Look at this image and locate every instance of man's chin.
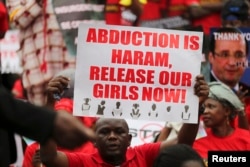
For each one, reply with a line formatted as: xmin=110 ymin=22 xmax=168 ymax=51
xmin=221 ymin=79 xmax=238 ymax=87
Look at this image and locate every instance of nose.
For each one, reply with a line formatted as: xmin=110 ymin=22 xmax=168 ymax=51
xmin=202 ymin=107 xmax=209 ymax=115
xmin=108 ymin=131 xmax=117 ymax=139
xmin=227 ymin=56 xmax=237 ymax=66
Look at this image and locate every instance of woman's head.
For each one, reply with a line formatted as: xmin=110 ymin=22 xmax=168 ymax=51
xmin=153 ymin=144 xmax=205 ymax=167
xmin=202 ymin=82 xmax=244 ymax=127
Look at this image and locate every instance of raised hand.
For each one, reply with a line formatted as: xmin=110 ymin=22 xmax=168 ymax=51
xmin=194 ymin=75 xmax=209 ymax=105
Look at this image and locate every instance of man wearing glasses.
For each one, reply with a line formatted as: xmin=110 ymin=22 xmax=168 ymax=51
xmin=208 ymin=27 xmax=250 ymax=129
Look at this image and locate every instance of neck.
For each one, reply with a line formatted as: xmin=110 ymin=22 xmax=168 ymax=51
xmin=104 ymin=155 xmax=125 ymax=166
xmin=212 ymin=124 xmax=234 ymax=137
xmin=106 ymin=160 xmax=123 ymax=166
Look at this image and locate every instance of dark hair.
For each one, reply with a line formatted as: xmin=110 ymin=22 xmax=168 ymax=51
xmin=153 ymin=144 xmax=205 ymax=167
xmin=209 ymin=27 xmax=249 ymax=55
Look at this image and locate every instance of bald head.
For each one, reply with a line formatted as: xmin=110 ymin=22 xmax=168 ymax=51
xmin=95 ymin=118 xmax=129 ymax=132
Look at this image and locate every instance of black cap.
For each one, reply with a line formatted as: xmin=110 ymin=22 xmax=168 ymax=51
xmin=221 ymin=0 xmax=249 ymax=21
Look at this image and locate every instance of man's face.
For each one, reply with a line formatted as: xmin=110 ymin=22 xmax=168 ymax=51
xmin=95 ymin=118 xmax=131 ymax=164
xmin=209 ymin=34 xmax=247 ymax=88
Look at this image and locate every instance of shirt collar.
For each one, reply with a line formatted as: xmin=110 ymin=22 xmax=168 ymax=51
xmin=91 ymin=147 xmax=136 ymax=166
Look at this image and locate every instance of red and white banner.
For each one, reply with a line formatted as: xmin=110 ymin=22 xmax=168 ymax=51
xmin=73 ymin=24 xmax=203 ymax=123
xmin=0 ymin=30 xmax=22 ymax=74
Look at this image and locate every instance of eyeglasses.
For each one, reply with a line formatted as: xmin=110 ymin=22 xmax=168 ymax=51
xmin=214 ymin=51 xmax=246 ymax=60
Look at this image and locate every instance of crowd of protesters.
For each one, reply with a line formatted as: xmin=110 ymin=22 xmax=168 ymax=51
xmin=1 ymin=0 xmax=250 ymax=166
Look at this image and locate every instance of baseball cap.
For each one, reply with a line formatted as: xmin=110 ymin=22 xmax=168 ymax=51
xmin=208 ymin=82 xmax=244 ymax=111
xmin=221 ymin=0 xmax=249 ymax=21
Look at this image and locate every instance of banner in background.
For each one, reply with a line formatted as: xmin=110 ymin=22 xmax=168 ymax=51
xmin=127 ymin=119 xmax=164 ymax=146
xmin=0 ymin=30 xmax=22 ymax=74
xmin=52 ymin=0 xmax=105 ymax=56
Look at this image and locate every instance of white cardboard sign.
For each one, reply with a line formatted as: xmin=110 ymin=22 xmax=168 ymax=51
xmin=74 ymin=24 xmax=203 ymax=123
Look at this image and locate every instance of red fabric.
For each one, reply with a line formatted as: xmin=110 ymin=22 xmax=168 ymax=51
xmin=22 ymin=143 xmax=41 ymax=167
xmin=0 ymin=2 xmax=8 ymax=33
xmin=58 ymin=142 xmax=97 ymax=155
xmin=54 ymin=98 xmax=73 ymax=114
xmin=192 ymin=13 xmax=221 ymax=35
xmin=80 ymin=117 xmax=98 ymax=128
xmin=54 ymin=98 xmax=97 ymax=128
xmin=105 ymin=0 xmax=122 ymax=25
xmin=193 ymin=128 xmax=250 ymax=159
xmin=66 ymin=142 xmax=161 ymax=167
xmin=140 ymin=0 xmax=166 ymax=21
xmin=12 ymin=79 xmax=25 ymax=99
xmin=192 ymin=0 xmax=221 ymax=35
xmin=22 ymin=142 xmax=96 ymax=167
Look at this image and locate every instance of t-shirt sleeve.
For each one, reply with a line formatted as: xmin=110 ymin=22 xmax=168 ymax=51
xmin=22 ymin=143 xmax=39 ymax=167
xmin=134 ymin=142 xmax=161 ymax=167
xmin=65 ymin=152 xmax=87 ymax=167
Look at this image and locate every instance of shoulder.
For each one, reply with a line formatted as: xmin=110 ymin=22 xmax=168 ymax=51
xmin=128 ymin=143 xmax=161 ymax=154
xmin=234 ymin=128 xmax=250 ymax=135
xmin=66 ymin=151 xmax=100 ymax=166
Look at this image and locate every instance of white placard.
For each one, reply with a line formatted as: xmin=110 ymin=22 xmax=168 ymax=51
xmin=0 ymin=30 xmax=22 ymax=74
xmin=74 ymin=24 xmax=203 ymax=123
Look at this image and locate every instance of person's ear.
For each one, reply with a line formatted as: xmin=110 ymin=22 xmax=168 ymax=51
xmin=224 ymin=107 xmax=231 ymax=118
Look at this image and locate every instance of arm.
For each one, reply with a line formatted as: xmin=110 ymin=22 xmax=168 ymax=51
xmin=178 ymin=75 xmax=208 ymax=145
xmin=156 ymin=126 xmax=172 ymax=142
xmin=235 ymin=87 xmax=249 ymax=130
xmin=0 ymin=84 xmax=57 ymax=144
xmin=40 ymin=139 xmax=68 ymax=167
xmin=0 ymin=84 xmax=95 ymax=149
xmin=188 ymin=1 xmax=226 ymax=19
xmin=32 ymin=149 xmax=44 ymax=167
xmin=237 ymin=111 xmax=249 ymax=130
xmin=160 ymin=75 xmax=209 ymax=151
xmin=129 ymin=0 xmax=143 ymax=18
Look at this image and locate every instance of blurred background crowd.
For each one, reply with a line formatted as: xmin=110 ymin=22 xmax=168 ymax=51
xmin=1 ymin=0 xmax=250 ymax=166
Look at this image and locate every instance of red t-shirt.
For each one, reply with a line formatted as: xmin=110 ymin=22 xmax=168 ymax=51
xmin=22 ymin=142 xmax=97 ymax=167
xmin=22 ymin=143 xmax=41 ymax=167
xmin=0 ymin=2 xmax=8 ymax=34
xmin=140 ymin=0 xmax=167 ymax=21
xmin=105 ymin=0 xmax=122 ymax=25
xmin=193 ymin=128 xmax=250 ymax=159
xmin=66 ymin=142 xmax=161 ymax=167
xmin=54 ymin=98 xmax=97 ymax=128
